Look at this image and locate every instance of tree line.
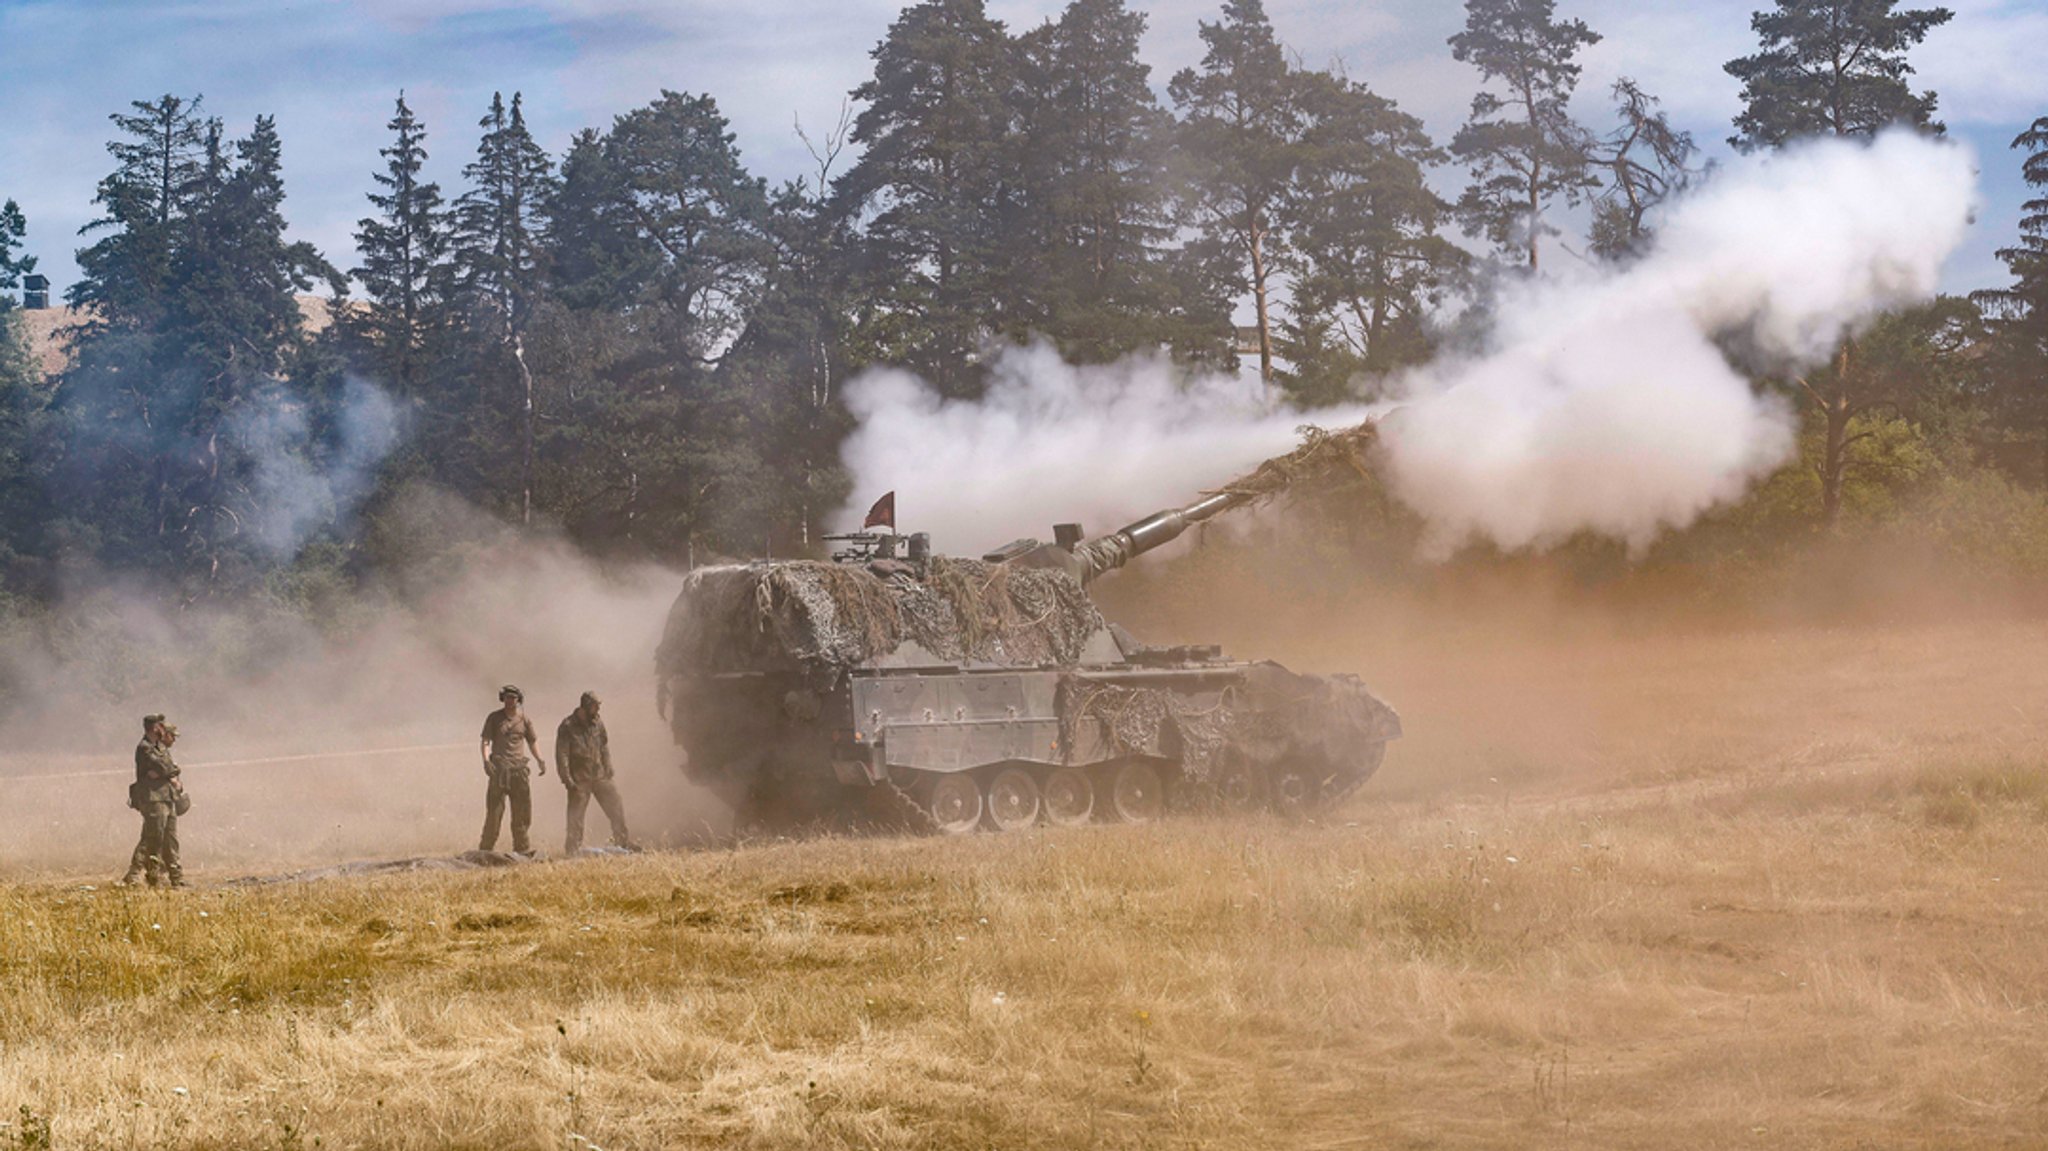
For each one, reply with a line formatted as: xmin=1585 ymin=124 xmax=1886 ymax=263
xmin=0 ymin=0 xmax=2044 ymax=610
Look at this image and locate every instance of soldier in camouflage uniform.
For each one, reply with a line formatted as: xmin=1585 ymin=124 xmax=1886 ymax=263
xmin=556 ymin=691 xmax=636 ymax=853
xmin=479 ymin=685 xmax=545 ymax=855
xmin=120 ymin=714 xmax=186 ymax=888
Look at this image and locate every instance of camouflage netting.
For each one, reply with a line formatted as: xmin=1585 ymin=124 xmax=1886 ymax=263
xmin=1062 ymin=668 xmax=1399 ymax=782
xmin=1064 ymin=682 xmax=1249 ymax=778
xmin=1219 ymin=421 xmax=1381 ymax=505
xmin=658 ymin=556 xmax=1107 ymax=677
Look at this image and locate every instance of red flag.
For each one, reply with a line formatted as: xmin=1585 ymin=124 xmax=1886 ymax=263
xmin=862 ymin=491 xmax=896 ymax=531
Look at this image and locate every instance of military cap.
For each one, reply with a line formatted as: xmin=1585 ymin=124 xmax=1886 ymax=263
xmin=161 ymin=723 xmax=179 ymax=737
xmin=499 ymin=684 xmax=524 ymax=701
xmin=580 ymin=691 xmax=601 ymax=707
xmin=144 ymin=713 xmax=166 ymax=731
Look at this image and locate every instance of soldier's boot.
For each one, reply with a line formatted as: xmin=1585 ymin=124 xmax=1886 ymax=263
xmin=117 ymin=868 xmax=145 ymax=887
xmin=166 ymin=871 xmax=187 ymax=890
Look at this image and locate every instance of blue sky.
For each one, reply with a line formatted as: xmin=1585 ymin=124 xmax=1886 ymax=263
xmin=1 ymin=0 xmax=2041 ymax=299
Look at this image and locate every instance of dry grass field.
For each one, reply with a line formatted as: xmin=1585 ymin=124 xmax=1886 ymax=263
xmin=5 ymin=582 xmax=2048 ymax=1149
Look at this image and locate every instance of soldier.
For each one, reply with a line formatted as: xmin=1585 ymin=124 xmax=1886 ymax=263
xmin=556 ymin=691 xmax=637 ymax=853
xmin=120 ymin=714 xmax=186 ymax=888
xmin=479 ymin=684 xmax=545 ymax=855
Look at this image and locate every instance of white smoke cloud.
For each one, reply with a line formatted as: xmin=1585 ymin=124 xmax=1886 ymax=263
xmin=229 ymin=376 xmax=404 ymax=559
xmin=836 ymin=343 xmax=1348 ymax=553
xmin=1381 ymin=131 xmax=1976 ymax=553
xmin=836 ymin=131 xmax=1976 ymax=558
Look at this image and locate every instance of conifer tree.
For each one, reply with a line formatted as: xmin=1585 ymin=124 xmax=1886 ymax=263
xmin=1447 ymin=0 xmax=1600 ymax=272
xmin=1279 ymin=72 xmax=1463 ymax=404
xmin=1588 ymin=79 xmax=1698 ymax=263
xmin=0 ymin=199 xmax=33 ymax=311
xmin=0 ymin=200 xmax=43 ymax=587
xmin=1725 ymin=0 xmax=1953 ymax=150
xmin=1973 ymin=116 xmax=2048 ymax=483
xmin=839 ymin=0 xmax=1018 ymax=398
xmin=1169 ymin=0 xmax=1302 ymax=391
xmin=1011 ymin=0 xmax=1211 ymax=362
xmin=452 ymin=91 xmax=554 ymax=524
xmin=1726 ymin=0 xmax=1953 ymax=524
xmin=69 ymin=94 xmax=211 ymax=330
xmin=350 ymin=93 xmax=451 ymax=398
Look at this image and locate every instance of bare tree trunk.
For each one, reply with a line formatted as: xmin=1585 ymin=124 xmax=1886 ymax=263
xmin=513 ymin=329 xmax=535 ymax=526
xmin=1250 ymin=221 xmax=1273 ymax=400
xmin=1815 ymin=341 xmax=1856 ymax=529
xmin=1820 ymin=393 xmax=1850 ymax=529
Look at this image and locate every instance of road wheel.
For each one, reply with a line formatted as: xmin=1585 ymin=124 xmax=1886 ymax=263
xmin=1109 ymin=761 xmax=1166 ymax=824
xmin=1267 ymin=763 xmax=1320 ymax=820
xmin=1042 ymin=767 xmax=1094 ymax=827
xmin=1212 ymin=756 xmax=1264 ymax=812
xmin=984 ymin=767 xmax=1042 ymax=832
xmin=925 ymin=774 xmax=983 ymax=835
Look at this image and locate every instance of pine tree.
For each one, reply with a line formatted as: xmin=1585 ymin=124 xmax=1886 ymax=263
xmin=452 ymin=92 xmax=555 ymax=524
xmin=0 ymin=201 xmax=43 ymax=588
xmin=532 ymin=92 xmax=779 ymax=557
xmin=1972 ymin=116 xmax=2048 ymax=484
xmin=1726 ymin=0 xmax=1953 ymax=524
xmin=168 ymin=115 xmax=339 ymax=391
xmin=1010 ymin=0 xmax=1212 ymax=362
xmin=0 ymin=199 xmax=33 ymax=311
xmin=1279 ymin=71 xmax=1464 ymax=404
xmin=1725 ymin=0 xmax=1954 ymax=150
xmin=350 ymin=93 xmax=451 ymax=398
xmin=603 ymin=90 xmax=773 ymax=353
xmin=838 ymin=0 xmax=1018 ymax=398
xmin=1588 ymin=79 xmax=1699 ymax=263
xmin=1169 ymin=0 xmax=1302 ymax=392
xmin=69 ymin=94 xmax=211 ymax=330
xmin=1447 ymin=0 xmax=1600 ymax=272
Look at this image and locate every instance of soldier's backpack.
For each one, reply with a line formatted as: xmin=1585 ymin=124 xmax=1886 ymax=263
xmin=127 ymin=780 xmax=146 ymax=811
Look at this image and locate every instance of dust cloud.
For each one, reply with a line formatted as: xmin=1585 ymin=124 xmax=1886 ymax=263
xmin=0 ymin=488 xmax=718 ymax=878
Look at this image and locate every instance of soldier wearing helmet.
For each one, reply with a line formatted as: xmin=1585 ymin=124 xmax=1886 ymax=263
xmin=478 ymin=685 xmax=545 ymax=855
xmin=556 ymin=690 xmax=637 ymax=853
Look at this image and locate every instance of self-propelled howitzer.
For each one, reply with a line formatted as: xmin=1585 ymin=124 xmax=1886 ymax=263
xmin=656 ymin=481 xmax=1400 ymax=834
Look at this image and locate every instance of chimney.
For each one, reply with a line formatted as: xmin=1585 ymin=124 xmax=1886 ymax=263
xmin=21 ymin=274 xmax=48 ymax=310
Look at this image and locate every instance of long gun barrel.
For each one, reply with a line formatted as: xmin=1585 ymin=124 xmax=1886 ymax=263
xmin=987 ymin=419 xmax=1381 ymax=585
xmin=1067 ymin=489 xmax=1252 ymax=583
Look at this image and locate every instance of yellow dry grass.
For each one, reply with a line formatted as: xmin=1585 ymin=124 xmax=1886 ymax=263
xmin=6 ymin=608 xmax=2048 ymax=1148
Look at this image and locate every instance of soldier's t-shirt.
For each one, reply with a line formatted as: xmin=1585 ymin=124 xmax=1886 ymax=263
xmin=481 ymin=709 xmax=539 ymax=771
xmin=132 ymin=737 xmax=180 ymax=807
xmin=555 ymin=712 xmax=612 ymax=784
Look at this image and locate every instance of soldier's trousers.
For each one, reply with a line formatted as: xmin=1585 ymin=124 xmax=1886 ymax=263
xmin=564 ymin=778 xmax=630 ymax=853
xmin=127 ymin=806 xmax=181 ymax=882
xmin=480 ymin=769 xmax=533 ymax=853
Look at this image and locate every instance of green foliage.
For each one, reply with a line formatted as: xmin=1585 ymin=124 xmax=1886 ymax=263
xmin=1589 ymin=79 xmax=1699 ymax=262
xmin=1010 ymin=0 xmax=1230 ymax=365
xmin=1446 ymin=0 xmax=1601 ymax=270
xmin=1278 ymin=71 xmax=1464 ymax=403
xmin=0 ymin=199 xmax=33 ymax=311
xmin=1972 ymin=116 xmax=2048 ymax=486
xmin=1724 ymin=0 xmax=1954 ymax=149
xmin=345 ymin=93 xmax=453 ymax=400
xmin=1168 ymin=0 xmax=1300 ymax=383
xmin=55 ymin=100 xmax=346 ymax=596
xmin=840 ymin=0 xmax=1020 ymax=398
xmin=7 ymin=7 xmax=2048 ymax=620
xmin=0 ymin=310 xmax=49 ymax=590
